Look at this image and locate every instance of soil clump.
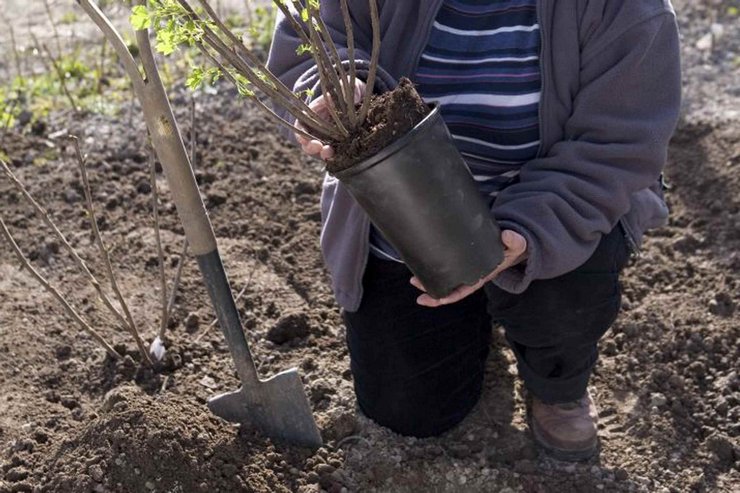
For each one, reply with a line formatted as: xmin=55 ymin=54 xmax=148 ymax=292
xmin=328 ymin=78 xmax=430 ymax=173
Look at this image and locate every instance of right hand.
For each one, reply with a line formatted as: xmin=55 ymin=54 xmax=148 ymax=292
xmin=295 ymin=79 xmax=366 ymax=160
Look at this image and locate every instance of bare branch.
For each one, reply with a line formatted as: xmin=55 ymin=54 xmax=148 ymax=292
xmin=181 ymin=0 xmax=343 ymax=139
xmin=149 ymin=146 xmax=169 ymax=340
xmin=0 ymin=158 xmax=131 ymax=335
xmin=76 ymin=0 xmax=145 ymax=93
xmin=71 ymin=138 xmax=153 ymax=366
xmin=358 ymin=0 xmax=380 ymax=122
xmin=42 ymin=43 xmax=80 ymax=114
xmin=42 ymin=0 xmax=63 ymax=56
xmin=196 ymin=42 xmax=325 ymax=142
xmin=340 ymin=0 xmax=358 ymax=125
xmin=0 ymin=217 xmax=122 ymax=360
xmin=164 ymin=239 xmax=188 ymax=337
xmin=308 ymin=1 xmax=357 ymax=125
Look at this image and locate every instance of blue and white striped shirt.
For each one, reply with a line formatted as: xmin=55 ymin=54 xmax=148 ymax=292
xmin=370 ymin=0 xmax=541 ymax=262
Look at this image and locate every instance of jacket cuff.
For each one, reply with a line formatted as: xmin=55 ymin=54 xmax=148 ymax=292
xmin=491 ymin=220 xmax=541 ymax=294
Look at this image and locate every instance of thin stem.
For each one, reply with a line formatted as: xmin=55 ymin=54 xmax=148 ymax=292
xmin=163 ymin=239 xmax=189 ymax=338
xmin=0 ymin=217 xmax=122 ymax=360
xmin=1 ymin=158 xmax=130 ymax=336
xmin=358 ymin=0 xmax=380 ymax=123
xmin=149 ymin=146 xmax=169 ymax=340
xmin=308 ymin=1 xmax=356 ymax=126
xmin=303 ymin=8 xmax=350 ymax=134
xmin=339 ymin=0 xmax=358 ymax=125
xmin=42 ymin=43 xmax=79 ymax=114
xmin=42 ymin=0 xmax=64 ymax=56
xmin=194 ymin=24 xmax=334 ymax=137
xmin=184 ymin=0 xmax=342 ymax=139
xmin=97 ymin=39 xmax=108 ymax=94
xmin=3 ymin=16 xmax=24 ymax=85
xmin=72 ymin=139 xmax=153 ymax=366
xmin=76 ymin=0 xmax=145 ymax=93
xmin=297 ymin=0 xmax=349 ymax=117
xmin=197 ymin=42 xmax=326 ymax=142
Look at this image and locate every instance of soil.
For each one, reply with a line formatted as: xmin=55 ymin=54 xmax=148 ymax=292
xmin=0 ymin=1 xmax=739 ymax=493
xmin=327 ymin=78 xmax=430 ymax=174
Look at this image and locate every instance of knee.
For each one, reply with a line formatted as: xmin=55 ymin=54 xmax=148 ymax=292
xmin=353 ymin=373 xmax=483 ymax=438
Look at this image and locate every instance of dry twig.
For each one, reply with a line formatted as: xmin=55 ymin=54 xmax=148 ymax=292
xmin=149 ymin=146 xmax=169 ymax=340
xmin=1 ymin=158 xmax=130 ymax=333
xmin=0 ymin=217 xmax=122 ymax=360
xmin=71 ymin=137 xmax=153 ymax=365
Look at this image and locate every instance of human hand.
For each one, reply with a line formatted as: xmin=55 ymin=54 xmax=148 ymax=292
xmin=294 ymin=79 xmax=366 ymax=160
xmin=410 ymin=229 xmax=528 ymax=307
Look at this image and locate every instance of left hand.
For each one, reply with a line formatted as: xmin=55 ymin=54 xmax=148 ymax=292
xmin=411 ymin=229 xmax=528 ymax=307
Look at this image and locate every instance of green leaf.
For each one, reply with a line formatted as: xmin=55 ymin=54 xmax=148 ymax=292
xmin=296 ymin=44 xmax=311 ymax=56
xmin=186 ymin=67 xmax=205 ymax=90
xmin=130 ymin=5 xmax=151 ymax=30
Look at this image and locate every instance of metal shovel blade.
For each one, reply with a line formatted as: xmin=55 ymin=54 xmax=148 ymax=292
xmin=207 ymin=367 xmax=323 ymax=448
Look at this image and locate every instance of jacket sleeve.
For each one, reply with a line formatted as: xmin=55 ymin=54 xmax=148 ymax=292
xmin=265 ymin=1 xmax=397 ymax=137
xmin=492 ymin=12 xmax=681 ymax=294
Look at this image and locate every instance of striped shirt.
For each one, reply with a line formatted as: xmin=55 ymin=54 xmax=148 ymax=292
xmin=370 ymin=0 xmax=541 ymax=262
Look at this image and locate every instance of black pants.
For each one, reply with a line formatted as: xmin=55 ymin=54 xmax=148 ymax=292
xmin=343 ymin=226 xmax=631 ymax=438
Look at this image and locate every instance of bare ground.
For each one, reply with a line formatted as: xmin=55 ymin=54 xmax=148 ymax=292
xmin=0 ymin=1 xmax=738 ymax=492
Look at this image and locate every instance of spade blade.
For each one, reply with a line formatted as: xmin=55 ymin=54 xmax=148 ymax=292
xmin=208 ymin=368 xmax=322 ymax=449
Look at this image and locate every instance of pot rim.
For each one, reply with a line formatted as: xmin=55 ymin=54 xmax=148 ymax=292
xmin=332 ymin=103 xmax=440 ymax=180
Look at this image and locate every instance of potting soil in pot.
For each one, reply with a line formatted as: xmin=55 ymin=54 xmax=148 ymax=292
xmin=327 ymin=78 xmax=430 ymax=173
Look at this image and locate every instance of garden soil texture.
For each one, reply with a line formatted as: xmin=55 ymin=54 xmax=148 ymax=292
xmin=1 ymin=1 xmax=739 ymax=492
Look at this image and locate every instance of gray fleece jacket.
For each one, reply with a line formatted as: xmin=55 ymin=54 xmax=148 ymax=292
xmin=266 ymin=0 xmax=682 ymax=312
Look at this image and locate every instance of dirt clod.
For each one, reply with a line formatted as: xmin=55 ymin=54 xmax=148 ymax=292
xmin=267 ymin=311 xmax=311 ymax=344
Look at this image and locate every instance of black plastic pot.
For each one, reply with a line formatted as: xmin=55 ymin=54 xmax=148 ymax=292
xmin=333 ymin=105 xmax=504 ymax=299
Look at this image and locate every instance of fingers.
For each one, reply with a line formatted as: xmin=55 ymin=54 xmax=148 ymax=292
xmin=416 ymin=282 xmax=482 ymax=308
xmin=409 ymin=276 xmax=426 ymax=292
xmin=320 ymin=145 xmax=335 ymax=160
xmin=301 ymin=139 xmax=324 ymax=156
xmin=410 ymin=276 xmax=485 ymax=308
xmin=501 ymin=229 xmax=527 ymax=255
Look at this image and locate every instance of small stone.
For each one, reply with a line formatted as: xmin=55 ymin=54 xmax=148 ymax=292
xmin=706 ymin=434 xmax=735 ymax=463
xmin=145 ymin=480 xmax=155 ymax=490
xmin=184 ymin=312 xmax=200 ymax=332
xmin=306 ymin=471 xmax=320 ymax=484
xmin=64 ymin=188 xmax=81 ymax=203
xmin=199 ymin=376 xmax=217 ymax=389
xmin=696 ymin=32 xmax=713 ymax=51
xmin=55 ymin=345 xmax=72 ymax=360
xmin=5 ymin=468 xmax=29 ymax=482
xmin=32 ymin=429 xmax=48 ymax=444
xmin=136 ymin=180 xmax=152 ymax=194
xmin=206 ymin=190 xmax=227 ymax=207
xmin=316 ymin=463 xmax=335 ymax=475
xmin=89 ymin=464 xmax=105 ymax=482
xmin=650 ymin=392 xmax=668 ymax=408
xmin=614 ymin=468 xmax=629 ymax=481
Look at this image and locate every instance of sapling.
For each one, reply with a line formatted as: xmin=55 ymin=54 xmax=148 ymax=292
xmin=127 ymin=0 xmax=380 ymax=146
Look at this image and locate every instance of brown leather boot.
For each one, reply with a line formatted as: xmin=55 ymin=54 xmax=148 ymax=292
xmin=530 ymin=390 xmax=599 ymax=461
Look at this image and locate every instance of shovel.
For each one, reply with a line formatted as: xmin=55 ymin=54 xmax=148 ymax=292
xmin=143 ymin=89 xmax=322 ymax=451
xmin=76 ymin=0 xmax=321 ymax=449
